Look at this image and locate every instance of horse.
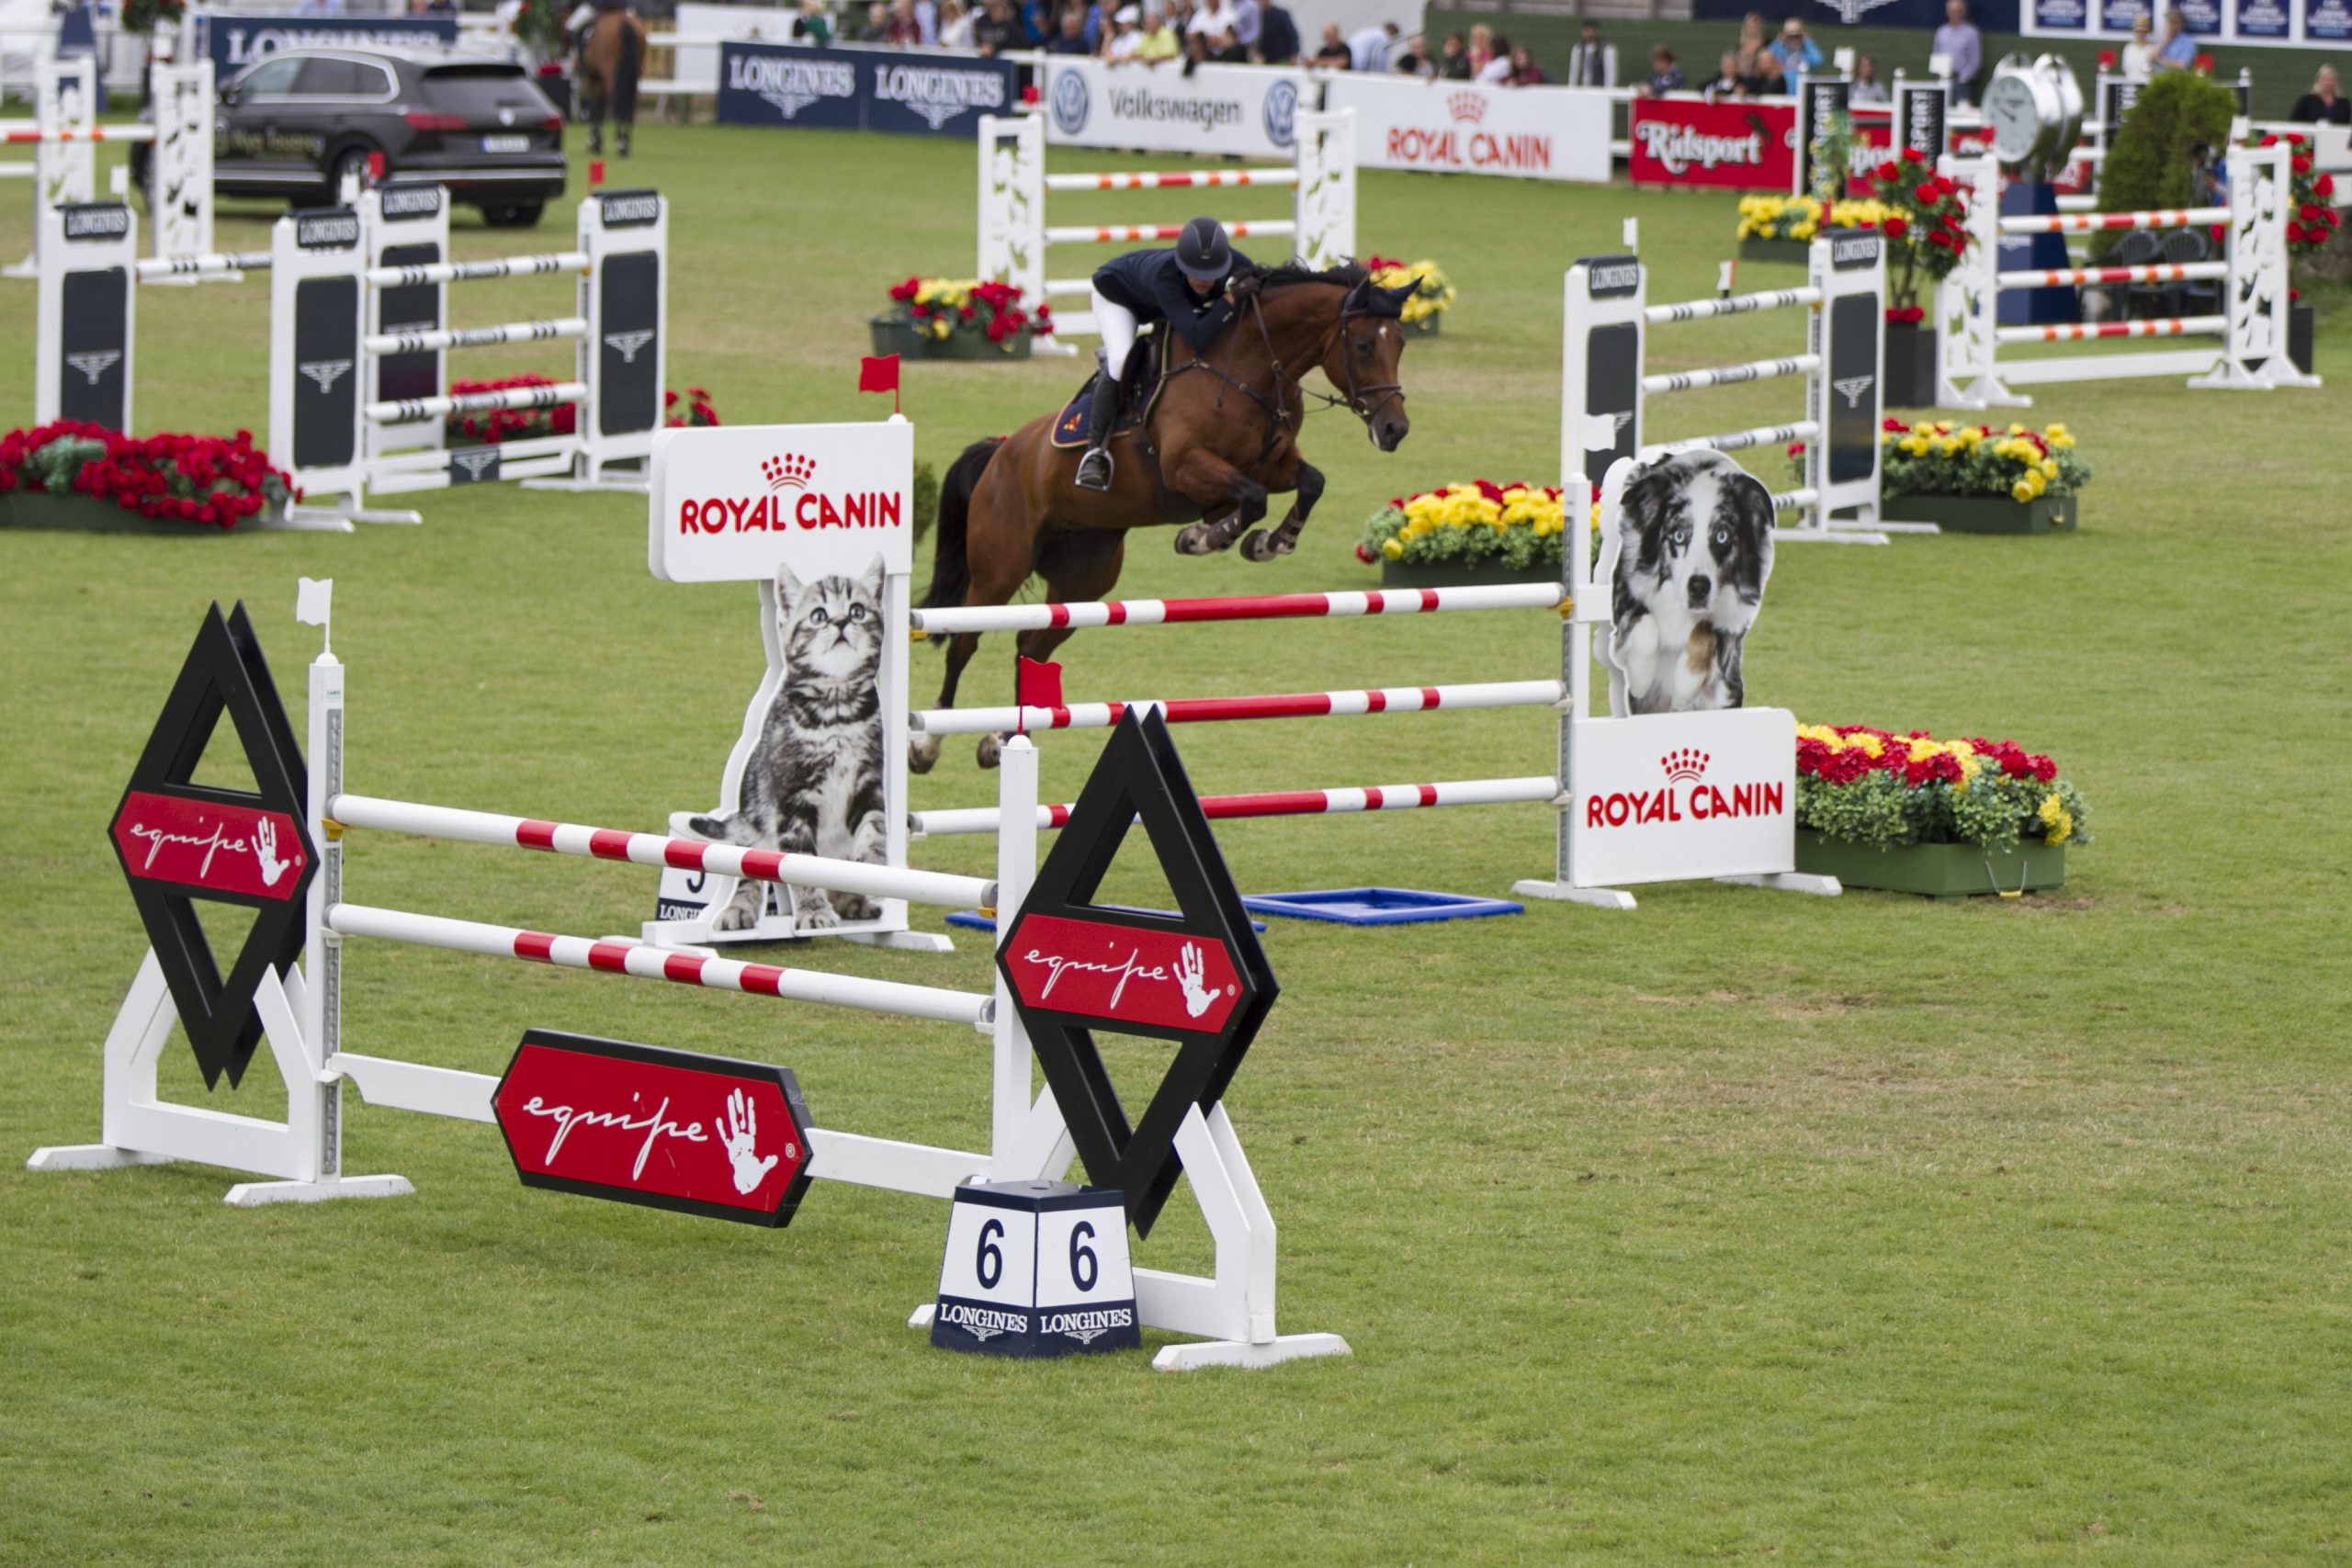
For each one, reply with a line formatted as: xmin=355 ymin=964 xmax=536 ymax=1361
xmin=577 ymin=4 xmax=646 ymax=158
xmin=911 ymin=262 xmax=1416 ymax=773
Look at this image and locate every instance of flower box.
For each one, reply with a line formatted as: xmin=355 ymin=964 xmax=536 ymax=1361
xmin=1738 ymin=238 xmax=1813 ymax=265
xmin=1883 ymin=321 xmax=1939 ymax=408
xmin=1379 ymin=556 xmax=1562 ymax=589
xmin=868 ymin=315 xmax=1028 ymax=361
xmin=1406 ymin=313 xmax=1441 ymax=337
xmin=1795 ymin=829 xmax=2067 ymax=899
xmin=1883 ymin=491 xmax=2077 ymax=535
xmin=1366 ymin=256 xmax=1453 ymax=335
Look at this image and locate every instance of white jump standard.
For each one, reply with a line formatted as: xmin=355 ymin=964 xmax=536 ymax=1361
xmin=1935 ymin=141 xmax=2320 ymax=404
xmin=1559 ymin=228 xmax=1912 ymax=545
xmin=31 ymin=599 xmax=1346 ymax=1372
xmin=978 ymin=107 xmax=1356 ymax=354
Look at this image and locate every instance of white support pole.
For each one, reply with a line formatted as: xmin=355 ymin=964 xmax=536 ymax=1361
xmin=6 ymin=53 xmax=96 ymax=280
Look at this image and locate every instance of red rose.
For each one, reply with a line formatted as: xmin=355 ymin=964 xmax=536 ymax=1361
xmin=2318 ymin=175 xmax=2337 ymax=199
xmin=1916 ymin=182 xmax=1938 ymax=203
xmin=1902 ymin=147 xmax=1925 ymax=164
xmin=1354 ymin=543 xmax=1375 ymax=564
xmin=2030 ymin=755 xmax=2057 ymax=784
xmin=1884 ymin=215 xmax=1909 ymax=239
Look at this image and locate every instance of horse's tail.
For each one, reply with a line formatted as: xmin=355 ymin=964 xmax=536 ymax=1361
xmin=921 ymin=437 xmax=1003 ymax=644
xmin=616 ymin=13 xmax=643 ymax=85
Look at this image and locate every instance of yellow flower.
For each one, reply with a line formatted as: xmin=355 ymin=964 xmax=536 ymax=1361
xmin=2012 ymin=479 xmax=2036 ymax=502
xmin=2041 ymin=459 xmax=2058 ymax=479
xmin=1380 ymin=537 xmax=1403 ymax=559
xmin=2007 ymin=423 xmax=2027 ymax=435
xmin=2043 ymin=423 xmax=2068 ymax=437
xmin=2048 ymin=434 xmax=2075 ymax=450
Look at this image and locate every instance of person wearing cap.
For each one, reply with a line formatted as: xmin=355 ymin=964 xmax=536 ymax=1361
xmin=1075 ymin=218 xmax=1256 ymax=491
xmin=1768 ymin=18 xmax=1820 ymax=93
xmin=1103 ymin=4 xmax=1141 ymax=60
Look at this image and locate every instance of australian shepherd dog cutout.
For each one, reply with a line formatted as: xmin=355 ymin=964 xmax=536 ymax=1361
xmin=1600 ymin=451 xmax=1777 ymax=716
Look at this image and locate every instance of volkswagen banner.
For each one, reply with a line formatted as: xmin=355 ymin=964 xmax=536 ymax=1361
xmin=1322 ymin=75 xmax=1611 ymax=183
xmin=1041 ymin=58 xmax=1309 ymax=159
xmin=716 ymin=41 xmax=1014 ymax=138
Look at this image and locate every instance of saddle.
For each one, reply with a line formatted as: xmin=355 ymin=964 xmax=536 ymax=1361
xmin=1047 ymin=330 xmax=1173 ymax=451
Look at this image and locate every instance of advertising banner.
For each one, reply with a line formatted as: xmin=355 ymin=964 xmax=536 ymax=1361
xmin=1321 ymin=74 xmax=1611 ymax=183
xmin=2097 ymin=0 xmax=2155 ymax=29
xmin=2031 ymin=0 xmax=2091 ymax=27
xmin=2174 ymin=0 xmax=2225 ymax=32
xmin=715 ymin=41 xmax=1014 ymax=138
xmin=649 ymin=421 xmax=914 ymax=583
xmin=1627 ymin=97 xmax=1796 ymax=191
xmin=204 ymin=14 xmax=457 ymax=74
xmin=1566 ymin=707 xmax=1799 ymax=887
xmin=1041 ymin=57 xmax=1310 ymax=159
xmin=2314 ymin=0 xmax=2352 ymax=37
xmin=2234 ymin=0 xmax=2292 ymax=41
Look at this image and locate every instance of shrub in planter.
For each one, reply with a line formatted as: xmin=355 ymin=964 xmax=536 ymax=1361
xmin=2094 ymin=73 xmax=2238 ymax=261
xmin=1794 ymin=419 xmax=2089 ymax=533
xmin=1794 ymin=724 xmax=2089 ymax=895
xmin=0 ymin=423 xmax=297 ymax=530
xmin=443 ymin=378 xmax=721 ymax=446
xmin=874 ymin=277 xmax=1052 ymax=357
xmin=1355 ymin=480 xmax=1598 ymax=584
xmin=1363 ymin=256 xmax=1454 ymax=333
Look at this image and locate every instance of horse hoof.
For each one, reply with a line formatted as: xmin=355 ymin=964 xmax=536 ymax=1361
xmin=977 ymin=733 xmax=1004 ymax=770
xmin=908 ymin=735 xmax=941 ymax=775
xmin=1240 ymin=529 xmax=1293 ymax=563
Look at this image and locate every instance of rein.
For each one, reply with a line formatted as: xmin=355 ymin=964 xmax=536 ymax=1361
xmin=1161 ymin=282 xmax=1402 ymax=458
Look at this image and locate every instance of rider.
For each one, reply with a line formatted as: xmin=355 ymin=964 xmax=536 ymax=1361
xmin=1075 ymin=216 xmax=1255 ymax=492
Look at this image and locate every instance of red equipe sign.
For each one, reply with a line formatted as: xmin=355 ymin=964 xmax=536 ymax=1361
xmin=492 ymin=1031 xmax=818 ymax=1226
xmin=1628 ymin=98 xmax=1794 ymax=191
xmin=1004 ymin=913 xmax=1242 ymax=1035
xmin=109 ymin=790 xmax=308 ymax=902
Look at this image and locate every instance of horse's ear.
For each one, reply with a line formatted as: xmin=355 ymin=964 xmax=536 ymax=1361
xmin=1381 ymin=282 xmax=1418 ymax=316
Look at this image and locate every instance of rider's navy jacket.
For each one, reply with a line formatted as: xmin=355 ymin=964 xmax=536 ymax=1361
xmin=1091 ymin=247 xmax=1258 ymax=354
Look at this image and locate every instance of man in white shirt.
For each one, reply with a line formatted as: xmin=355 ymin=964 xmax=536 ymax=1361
xmin=1188 ymin=2 xmax=1236 ymax=41
xmin=1349 ymin=21 xmax=1396 ymax=73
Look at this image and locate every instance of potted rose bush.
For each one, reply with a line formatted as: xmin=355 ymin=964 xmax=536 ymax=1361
xmin=1804 ymin=419 xmax=2090 ymax=535
xmin=1867 ymin=149 xmax=1975 ymax=408
xmin=0 ymin=423 xmax=298 ymax=533
xmin=871 ymin=278 xmax=1051 ymax=361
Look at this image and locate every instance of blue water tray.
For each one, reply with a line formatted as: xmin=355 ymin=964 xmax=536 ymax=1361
xmin=1238 ymin=887 xmax=1525 ymax=927
xmin=947 ymin=907 xmax=1266 ymax=934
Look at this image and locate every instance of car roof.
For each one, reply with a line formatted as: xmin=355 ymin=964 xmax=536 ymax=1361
xmin=241 ymin=43 xmax=525 ymax=69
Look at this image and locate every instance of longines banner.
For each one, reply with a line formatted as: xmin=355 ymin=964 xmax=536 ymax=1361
xmin=716 ymin=41 xmax=1016 ymax=138
xmin=1322 ymin=75 xmax=1611 ymax=183
xmin=2030 ymin=0 xmax=2338 ymax=42
xmin=1041 ymin=58 xmax=1309 ymax=159
xmin=203 ymin=14 xmax=457 ymax=72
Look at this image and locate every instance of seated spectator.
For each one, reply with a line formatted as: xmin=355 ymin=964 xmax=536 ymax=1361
xmin=1439 ymin=30 xmax=1471 ymax=80
xmin=1046 ymin=3 xmax=1090 ymax=51
xmin=795 ymin=0 xmax=834 ymax=44
xmin=1769 ymin=18 xmax=1821 ymax=93
xmin=1703 ymin=50 xmax=1748 ymax=101
xmin=1133 ymin=3 xmax=1181 ymax=62
xmin=1230 ymin=0 xmax=1261 ymax=54
xmin=1350 ymin=20 xmax=1397 ymax=73
xmin=1468 ymin=22 xmax=1497 ymax=78
xmin=1734 ymin=27 xmax=1776 ymax=96
xmin=1637 ymin=46 xmax=1686 ymax=97
xmin=1311 ymin=22 xmax=1351 ymax=68
xmin=2291 ymin=63 xmax=2348 ymax=123
xmin=1477 ymin=32 xmax=1514 ymax=84
xmin=883 ymin=0 xmax=922 ymax=43
xmin=1566 ymin=21 xmax=1615 ymax=88
xmin=1509 ymin=45 xmax=1547 ymax=85
xmin=972 ymin=0 xmax=1023 ymax=53
xmin=1020 ymin=0 xmax=1050 ymax=42
xmin=1255 ymin=2 xmax=1299 ymax=64
xmin=2120 ymin=15 xmax=2157 ymax=81
xmin=2154 ymin=6 xmax=2196 ymax=71
xmin=1102 ymin=4 xmax=1139 ymax=59
xmin=1850 ymin=53 xmax=1887 ymax=104
xmin=1390 ymin=31 xmax=1434 ymax=77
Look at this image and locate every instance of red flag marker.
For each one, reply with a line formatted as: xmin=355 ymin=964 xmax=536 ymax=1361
xmin=1015 ymin=657 xmax=1064 ymax=734
xmin=858 ymin=354 xmax=901 ymax=414
xmin=590 ymin=159 xmax=605 ymax=189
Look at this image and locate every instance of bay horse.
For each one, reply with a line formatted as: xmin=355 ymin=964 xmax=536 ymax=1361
xmin=912 ymin=263 xmax=1416 ymax=772
xmin=577 ymin=4 xmax=646 ymax=158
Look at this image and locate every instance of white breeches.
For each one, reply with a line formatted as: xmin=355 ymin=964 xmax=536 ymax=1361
xmin=1091 ymin=288 xmax=1139 ymax=379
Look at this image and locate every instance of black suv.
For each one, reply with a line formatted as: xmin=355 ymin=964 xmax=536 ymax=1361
xmin=212 ymin=46 xmax=567 ymax=226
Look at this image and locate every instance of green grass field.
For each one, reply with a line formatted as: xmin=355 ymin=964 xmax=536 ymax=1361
xmin=3 ymin=124 xmax=2348 ymax=1564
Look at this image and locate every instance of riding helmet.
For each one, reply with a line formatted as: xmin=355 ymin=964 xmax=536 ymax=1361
xmin=1173 ymin=217 xmax=1233 ymax=282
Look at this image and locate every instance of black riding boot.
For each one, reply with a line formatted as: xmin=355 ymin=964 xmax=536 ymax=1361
xmin=1074 ymin=367 xmax=1121 ymax=492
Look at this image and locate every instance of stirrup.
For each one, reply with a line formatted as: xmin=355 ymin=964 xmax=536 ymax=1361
xmin=1075 ymin=447 xmax=1114 ymax=492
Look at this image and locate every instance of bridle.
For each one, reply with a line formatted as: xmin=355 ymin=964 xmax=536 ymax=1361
xmin=1162 ymin=280 xmax=1407 ymax=458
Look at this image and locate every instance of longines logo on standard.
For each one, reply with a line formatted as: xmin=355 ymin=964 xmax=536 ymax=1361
xmin=1586 ymin=749 xmax=1784 ymax=829
xmin=1586 ymin=258 xmax=1642 ymax=297
xmin=674 ymin=454 xmax=904 ymax=535
xmin=1831 ymin=233 xmax=1883 ymax=269
xmin=599 ymin=191 xmax=661 ymax=227
xmin=379 ymin=185 xmax=442 ymax=219
xmin=63 ymin=204 xmax=130 ymax=240
xmin=296 ymin=212 xmax=359 ymax=249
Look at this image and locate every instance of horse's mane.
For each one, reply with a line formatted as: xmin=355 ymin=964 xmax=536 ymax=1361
xmin=1249 ymin=261 xmax=1374 ymax=292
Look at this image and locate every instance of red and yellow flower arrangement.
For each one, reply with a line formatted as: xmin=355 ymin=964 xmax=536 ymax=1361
xmin=444 ymin=378 xmax=721 ymax=446
xmin=1355 ymin=479 xmax=1598 ymax=571
xmin=883 ymin=277 xmax=1053 ymax=348
xmin=0 ymin=423 xmax=296 ymax=528
xmin=1796 ymin=723 xmax=2090 ymax=852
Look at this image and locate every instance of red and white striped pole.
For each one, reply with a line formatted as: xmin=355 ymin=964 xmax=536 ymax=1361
xmin=910 ymin=581 xmax=1565 ymax=637
xmin=910 ymin=775 xmax=1562 ymax=838
xmin=911 ymin=679 xmax=1566 ymax=737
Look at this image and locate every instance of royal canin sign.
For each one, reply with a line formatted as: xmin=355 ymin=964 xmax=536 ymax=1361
xmin=649 ymin=421 xmax=915 ymax=583
xmin=1325 ymin=76 xmax=1611 ymax=184
xmin=1566 ymin=708 xmax=1799 ymax=887
xmin=1584 ymin=747 xmax=1787 ymax=830
xmin=1627 ymin=99 xmax=1797 ymax=191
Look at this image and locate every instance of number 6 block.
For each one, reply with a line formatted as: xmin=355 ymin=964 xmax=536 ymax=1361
xmin=931 ymin=1179 xmax=1140 ymax=1358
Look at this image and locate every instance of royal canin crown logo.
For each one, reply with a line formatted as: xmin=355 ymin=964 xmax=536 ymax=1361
xmin=1447 ymin=92 xmax=1487 ymax=125
xmin=1660 ymin=748 xmax=1709 ymax=784
xmin=762 ymin=454 xmax=816 ymax=492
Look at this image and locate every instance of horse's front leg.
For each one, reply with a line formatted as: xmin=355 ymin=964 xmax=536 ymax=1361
xmin=1167 ymin=449 xmax=1269 ymax=556
xmin=1242 ymin=457 xmax=1320 ymax=563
